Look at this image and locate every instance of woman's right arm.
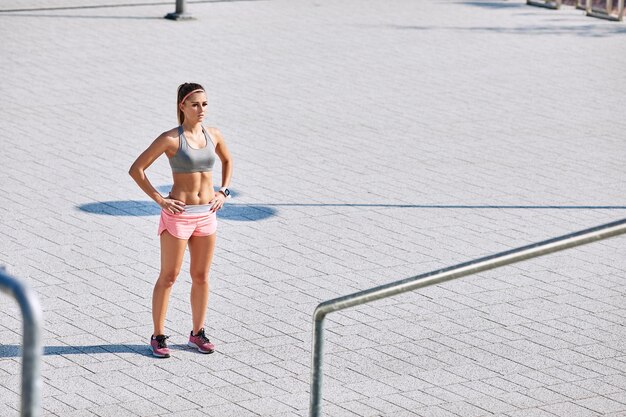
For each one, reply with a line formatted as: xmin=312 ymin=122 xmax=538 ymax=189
xmin=128 ymin=134 xmax=185 ymax=214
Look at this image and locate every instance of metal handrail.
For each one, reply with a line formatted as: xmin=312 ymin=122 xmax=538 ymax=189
xmin=0 ymin=268 xmax=43 ymax=417
xmin=309 ymin=218 xmax=626 ymax=417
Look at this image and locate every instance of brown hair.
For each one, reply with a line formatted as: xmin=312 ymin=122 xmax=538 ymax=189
xmin=177 ymin=82 xmax=205 ymax=125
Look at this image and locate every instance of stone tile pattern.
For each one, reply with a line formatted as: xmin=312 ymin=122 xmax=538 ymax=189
xmin=1 ymin=0 xmax=625 ymax=416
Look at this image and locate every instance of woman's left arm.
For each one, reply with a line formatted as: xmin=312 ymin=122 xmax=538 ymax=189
xmin=210 ymin=127 xmax=233 ymax=211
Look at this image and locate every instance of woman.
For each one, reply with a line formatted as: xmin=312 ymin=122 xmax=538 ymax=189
xmin=129 ymin=82 xmax=233 ymax=358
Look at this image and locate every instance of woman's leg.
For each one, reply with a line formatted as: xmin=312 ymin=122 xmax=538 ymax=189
xmin=153 ymin=230 xmax=187 ymax=336
xmin=187 ymin=232 xmax=217 ymax=333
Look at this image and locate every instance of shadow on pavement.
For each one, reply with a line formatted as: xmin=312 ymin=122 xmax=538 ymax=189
xmin=77 ymin=200 xmax=277 ymax=221
xmin=1 ymin=343 xmax=214 ymax=357
xmin=264 ymin=203 xmax=626 ymax=209
xmin=0 ymin=344 xmax=152 ymax=357
xmin=384 ymin=23 xmax=626 ymax=38
xmin=0 ymin=13 xmax=163 ymax=19
xmin=0 ymin=0 xmax=262 ymax=13
xmin=77 ymin=200 xmax=626 ymax=219
xmin=455 ymin=1 xmax=526 ymax=9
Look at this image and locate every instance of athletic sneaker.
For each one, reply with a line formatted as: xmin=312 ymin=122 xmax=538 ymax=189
xmin=150 ymin=335 xmax=170 ymax=358
xmin=188 ymin=328 xmax=215 ymax=354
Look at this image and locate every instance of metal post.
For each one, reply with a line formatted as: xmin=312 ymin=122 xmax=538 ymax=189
xmin=586 ymin=0 xmax=624 ymax=20
xmin=309 ymin=317 xmax=325 ymax=417
xmin=0 ymin=268 xmax=43 ymax=417
xmin=309 ymin=218 xmax=626 ymax=416
xmin=165 ymin=0 xmax=194 ymax=20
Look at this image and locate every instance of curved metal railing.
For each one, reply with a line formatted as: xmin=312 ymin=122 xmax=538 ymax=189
xmin=0 ymin=268 xmax=43 ymax=417
xmin=309 ymin=218 xmax=626 ymax=417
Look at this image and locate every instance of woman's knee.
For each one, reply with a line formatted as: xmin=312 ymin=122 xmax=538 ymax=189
xmin=190 ymin=270 xmax=210 ymax=285
xmin=157 ymin=269 xmax=180 ymax=288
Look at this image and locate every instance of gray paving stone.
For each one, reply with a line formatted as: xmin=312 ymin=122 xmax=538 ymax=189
xmin=575 ymin=395 xmax=626 ymax=414
xmin=204 ymin=402 xmax=260 ymax=417
xmin=505 ymin=409 xmax=556 ymax=417
xmin=165 ymin=411 xmax=211 ymax=417
xmin=273 ymin=391 xmax=310 ymax=412
xmin=89 ymin=404 xmax=141 ymax=417
xmin=541 ymin=401 xmax=602 ymax=417
xmin=441 ymin=400 xmax=492 ymax=417
xmin=77 ymin=388 xmax=129 ymax=407
xmin=496 ymin=391 xmax=543 ymax=409
xmin=379 ymin=393 xmax=424 ymax=412
xmin=471 ymin=395 xmax=517 ymax=414
xmin=525 ymin=386 xmax=570 ymax=404
xmin=238 ymin=396 xmax=297 ymax=416
xmin=62 ymin=410 xmax=100 ymax=417
xmin=2 ymin=0 xmax=626 ymax=416
xmin=41 ymin=395 xmax=77 ymax=414
xmin=54 ymin=393 xmax=98 ymax=410
xmin=413 ymin=405 xmax=459 ymax=417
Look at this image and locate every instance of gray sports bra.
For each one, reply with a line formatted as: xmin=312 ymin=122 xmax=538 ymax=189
xmin=168 ymin=126 xmax=217 ymax=173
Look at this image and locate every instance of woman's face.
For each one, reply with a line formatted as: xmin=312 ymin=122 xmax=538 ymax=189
xmin=181 ymin=91 xmax=208 ymax=123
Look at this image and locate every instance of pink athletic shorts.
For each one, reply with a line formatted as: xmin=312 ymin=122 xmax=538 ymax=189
xmin=158 ymin=205 xmax=217 ymax=239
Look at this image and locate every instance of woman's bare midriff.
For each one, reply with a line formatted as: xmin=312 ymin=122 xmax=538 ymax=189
xmin=169 ymin=171 xmax=215 ymax=205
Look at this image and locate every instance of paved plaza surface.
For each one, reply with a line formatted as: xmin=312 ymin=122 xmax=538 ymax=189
xmin=1 ymin=0 xmax=626 ymax=416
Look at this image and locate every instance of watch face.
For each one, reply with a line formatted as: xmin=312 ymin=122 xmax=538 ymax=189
xmin=223 ymin=188 xmax=230 ymax=196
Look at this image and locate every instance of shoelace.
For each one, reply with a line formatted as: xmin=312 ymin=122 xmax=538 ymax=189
xmin=154 ymin=335 xmax=169 ymax=348
xmin=195 ymin=329 xmax=211 ymax=343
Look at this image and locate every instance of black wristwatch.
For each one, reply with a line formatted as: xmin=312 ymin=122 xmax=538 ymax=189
xmin=219 ymin=187 xmax=231 ymax=198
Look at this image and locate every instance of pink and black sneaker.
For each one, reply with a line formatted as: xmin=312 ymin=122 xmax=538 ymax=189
xmin=150 ymin=335 xmax=170 ymax=358
xmin=188 ymin=328 xmax=215 ymax=354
